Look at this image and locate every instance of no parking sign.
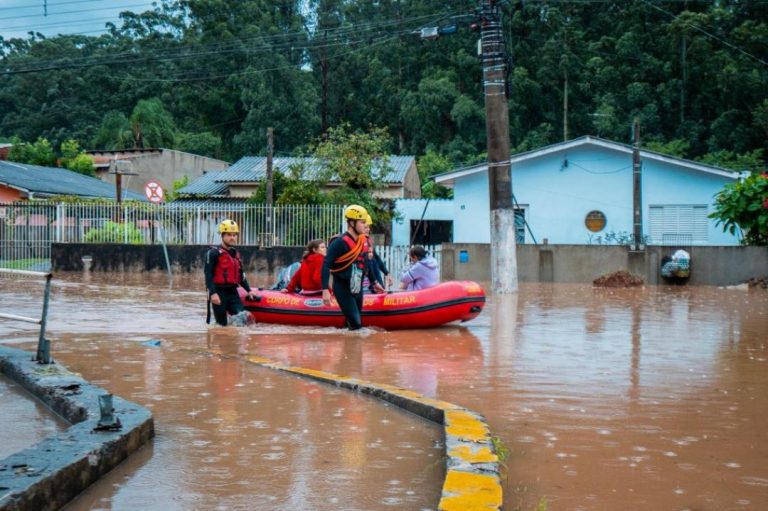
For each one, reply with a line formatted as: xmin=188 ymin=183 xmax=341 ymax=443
xmin=144 ymin=180 xmax=165 ymax=203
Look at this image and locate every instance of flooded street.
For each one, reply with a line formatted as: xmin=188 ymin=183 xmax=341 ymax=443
xmin=1 ymin=272 xmax=767 ymax=510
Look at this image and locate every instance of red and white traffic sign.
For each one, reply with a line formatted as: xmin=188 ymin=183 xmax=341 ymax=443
xmin=144 ymin=180 xmax=165 ymax=203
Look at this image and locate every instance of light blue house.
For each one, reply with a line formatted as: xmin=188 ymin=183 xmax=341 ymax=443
xmin=390 ymin=198 xmax=454 ymax=246
xmin=430 ymin=136 xmax=742 ymax=246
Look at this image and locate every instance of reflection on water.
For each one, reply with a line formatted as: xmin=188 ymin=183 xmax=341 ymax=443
xmin=1 ymin=272 xmax=767 ymax=510
xmin=0 ymin=375 xmax=68 ymax=459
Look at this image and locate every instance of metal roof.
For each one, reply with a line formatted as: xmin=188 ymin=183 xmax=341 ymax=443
xmin=177 ymin=155 xmax=415 ymax=197
xmin=0 ymin=161 xmax=145 ymax=200
xmin=175 ymin=169 xmax=230 ymax=197
xmin=432 ymin=136 xmax=738 ymax=186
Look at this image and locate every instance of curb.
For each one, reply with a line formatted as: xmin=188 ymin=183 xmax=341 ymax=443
xmin=205 ymin=349 xmax=503 ymax=511
xmin=0 ymin=347 xmax=154 ymax=511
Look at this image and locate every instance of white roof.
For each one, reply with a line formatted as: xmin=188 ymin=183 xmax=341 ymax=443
xmin=433 ymin=136 xmax=738 ymax=186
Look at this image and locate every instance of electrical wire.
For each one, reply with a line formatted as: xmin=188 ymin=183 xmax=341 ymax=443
xmin=0 ymin=2 xmax=156 ymax=22
xmin=639 ymin=0 xmax=768 ymax=67
xmin=0 ymin=0 xmax=136 ymax=11
xmin=569 ymin=161 xmax=632 ymax=174
xmin=1 ymin=9 xmax=468 ymax=76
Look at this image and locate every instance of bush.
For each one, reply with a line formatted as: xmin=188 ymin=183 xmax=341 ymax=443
xmin=710 ymin=172 xmax=768 ymax=245
xmin=83 ymin=221 xmax=144 ymax=244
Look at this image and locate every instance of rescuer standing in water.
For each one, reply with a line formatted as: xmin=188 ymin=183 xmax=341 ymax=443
xmin=321 ymin=205 xmax=370 ymax=330
xmin=205 ymin=219 xmax=257 ymax=326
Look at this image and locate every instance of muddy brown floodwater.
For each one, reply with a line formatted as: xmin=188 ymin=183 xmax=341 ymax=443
xmin=1 ymin=271 xmax=767 ymax=510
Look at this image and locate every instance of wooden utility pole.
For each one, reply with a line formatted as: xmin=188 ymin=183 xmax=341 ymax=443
xmin=480 ymin=0 xmax=517 ymax=293
xmin=266 ymin=127 xmax=274 ymax=206
xmin=632 ymin=118 xmax=643 ymax=250
xmin=266 ymin=127 xmax=274 ymax=246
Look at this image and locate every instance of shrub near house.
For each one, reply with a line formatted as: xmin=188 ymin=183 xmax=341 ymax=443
xmin=710 ymin=172 xmax=768 ymax=246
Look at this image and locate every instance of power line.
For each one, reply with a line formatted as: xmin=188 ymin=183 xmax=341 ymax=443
xmin=640 ymin=0 xmax=768 ymax=68
xmin=0 ymin=2 xmax=156 ymax=22
xmin=0 ymin=13 xmax=141 ymax=32
xmin=0 ymin=0 xmax=131 ymax=11
xmin=1 ymin=9 xmax=466 ymax=77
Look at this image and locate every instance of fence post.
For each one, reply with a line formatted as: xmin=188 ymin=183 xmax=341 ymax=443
xmin=35 ymin=272 xmax=53 ymax=363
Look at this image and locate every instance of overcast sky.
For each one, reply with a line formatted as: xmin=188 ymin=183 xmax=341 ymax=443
xmin=0 ymin=0 xmax=157 ymax=40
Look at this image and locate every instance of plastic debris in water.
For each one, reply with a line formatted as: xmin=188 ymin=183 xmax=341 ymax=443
xmin=142 ymin=339 xmax=163 ymax=347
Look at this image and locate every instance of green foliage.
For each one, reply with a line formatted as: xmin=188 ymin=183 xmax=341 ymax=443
xmin=1 ymin=0 xmax=766 ymax=169
xmin=644 ymin=139 xmax=690 ymax=158
xmin=709 ymin=172 xmax=768 ymax=245
xmin=696 ymin=149 xmax=765 ymax=172
xmin=64 ymin=153 xmax=96 ymax=176
xmin=417 ymin=151 xmax=453 ymax=199
xmin=130 ymin=98 xmax=176 ymax=148
xmin=1 ymin=258 xmax=48 ymax=270
xmin=60 ymin=139 xmax=95 ymax=176
xmin=166 ymin=175 xmax=189 ymax=202
xmin=92 ymin=112 xmax=134 ymax=150
xmin=311 ymin=123 xmax=392 ymax=191
xmin=175 ymin=131 xmax=222 ymax=158
xmin=490 ymin=436 xmax=510 ymax=463
xmin=7 ymin=137 xmax=56 ymax=166
xmin=83 ymin=221 xmax=145 ymax=244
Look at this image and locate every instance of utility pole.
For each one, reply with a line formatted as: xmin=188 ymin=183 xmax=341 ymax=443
xmin=109 ymin=159 xmax=136 ymax=223
xmin=480 ymin=0 xmax=517 ymax=293
xmin=266 ymin=127 xmax=274 ymax=247
xmin=632 ymin=118 xmax=643 ymax=250
xmin=266 ymin=127 xmax=274 ymax=207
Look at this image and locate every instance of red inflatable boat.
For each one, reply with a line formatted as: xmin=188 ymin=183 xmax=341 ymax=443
xmin=240 ymin=281 xmax=485 ymax=330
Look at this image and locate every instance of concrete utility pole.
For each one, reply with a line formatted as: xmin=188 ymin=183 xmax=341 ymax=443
xmin=632 ymin=118 xmax=643 ymax=250
xmin=480 ymin=0 xmax=518 ymax=293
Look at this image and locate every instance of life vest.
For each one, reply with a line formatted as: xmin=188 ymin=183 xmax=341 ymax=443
xmin=212 ymin=246 xmax=242 ymax=286
xmin=330 ymin=233 xmax=367 ymax=273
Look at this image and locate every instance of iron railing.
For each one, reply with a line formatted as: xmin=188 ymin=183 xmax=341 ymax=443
xmin=0 ymin=202 xmax=346 ymax=266
xmin=0 ymin=268 xmax=54 ymax=363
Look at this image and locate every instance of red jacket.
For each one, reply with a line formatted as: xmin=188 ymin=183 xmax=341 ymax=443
xmin=286 ymin=252 xmax=324 ymax=293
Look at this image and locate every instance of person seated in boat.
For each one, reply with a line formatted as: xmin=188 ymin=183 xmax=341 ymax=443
xmin=321 ymin=204 xmax=371 ymax=330
xmin=362 ymin=214 xmax=390 ymax=293
xmin=281 ymin=239 xmax=327 ymax=295
xmin=204 ymin=219 xmax=258 ymax=326
xmin=271 ymin=261 xmax=300 ymax=290
xmin=399 ymin=245 xmax=439 ymax=291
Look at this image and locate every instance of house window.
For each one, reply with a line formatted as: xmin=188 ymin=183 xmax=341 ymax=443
xmin=514 ymin=209 xmax=526 ymax=244
xmin=410 ymin=220 xmax=453 ymax=245
xmin=649 ymin=205 xmax=708 ymax=245
xmin=585 ymin=210 xmax=606 ymax=232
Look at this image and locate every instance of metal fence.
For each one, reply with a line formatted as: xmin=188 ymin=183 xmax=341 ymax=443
xmin=0 ymin=202 xmax=345 ymax=267
xmin=376 ymin=244 xmax=442 ymax=286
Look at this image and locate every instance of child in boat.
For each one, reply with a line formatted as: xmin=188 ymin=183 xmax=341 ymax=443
xmin=282 ymin=239 xmax=327 ymax=295
xmin=399 ymin=245 xmax=439 ymax=291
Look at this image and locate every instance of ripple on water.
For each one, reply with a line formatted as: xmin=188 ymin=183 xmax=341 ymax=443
xmin=740 ymin=476 xmax=768 ymax=487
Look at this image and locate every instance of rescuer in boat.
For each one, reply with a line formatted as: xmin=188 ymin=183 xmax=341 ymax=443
xmin=204 ymin=219 xmax=258 ymax=326
xmin=321 ymin=204 xmax=373 ymax=330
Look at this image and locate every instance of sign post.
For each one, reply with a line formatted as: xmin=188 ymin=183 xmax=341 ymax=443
xmin=144 ymin=180 xmax=165 ymax=203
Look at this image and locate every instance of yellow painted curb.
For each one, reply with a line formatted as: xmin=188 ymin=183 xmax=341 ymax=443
xmin=192 ymin=348 xmax=503 ymax=510
xmin=439 ymin=470 xmax=503 ymax=510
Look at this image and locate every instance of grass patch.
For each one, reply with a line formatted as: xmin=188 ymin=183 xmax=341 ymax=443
xmin=0 ymin=258 xmax=48 ymax=270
